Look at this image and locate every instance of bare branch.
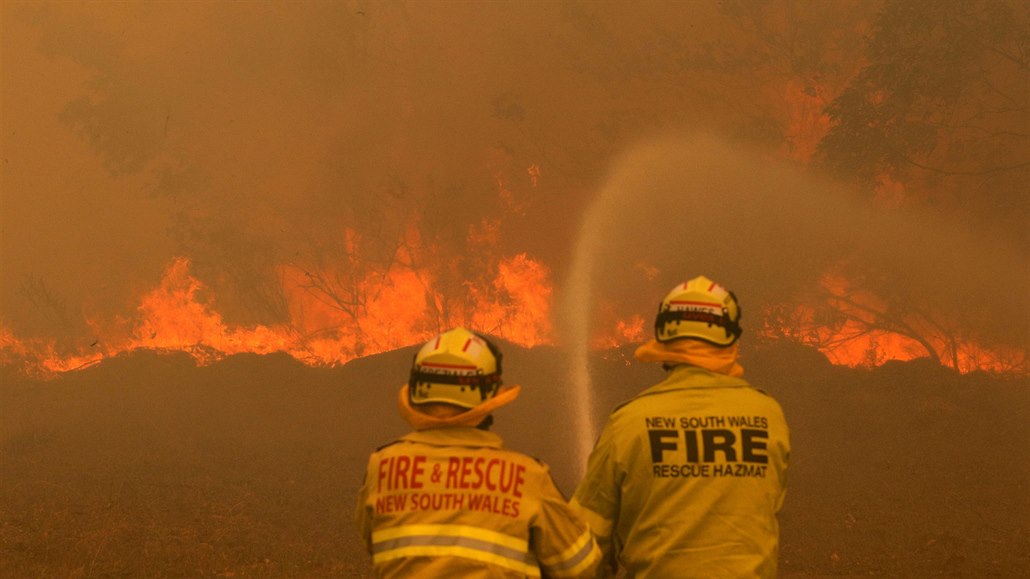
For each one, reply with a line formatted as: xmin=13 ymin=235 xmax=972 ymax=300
xmin=977 ymin=73 xmax=1028 ymax=108
xmin=980 ymin=42 xmax=1030 ymax=70
xmin=901 ymin=156 xmax=1030 ymax=176
xmin=18 ymin=275 xmax=73 ymax=328
xmin=820 ymin=290 xmax=943 ymax=366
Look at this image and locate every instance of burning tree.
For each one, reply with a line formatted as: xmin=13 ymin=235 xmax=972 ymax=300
xmin=804 ymin=0 xmax=1030 ymax=372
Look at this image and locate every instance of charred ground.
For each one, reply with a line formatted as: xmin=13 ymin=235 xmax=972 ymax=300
xmin=2 ymin=344 xmax=1028 ymax=577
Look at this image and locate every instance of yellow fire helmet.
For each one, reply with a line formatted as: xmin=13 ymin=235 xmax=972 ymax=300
xmin=654 ymin=275 xmax=742 ymax=346
xmin=408 ymin=327 xmax=503 ymax=409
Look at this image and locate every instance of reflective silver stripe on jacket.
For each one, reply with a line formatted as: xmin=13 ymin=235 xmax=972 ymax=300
xmin=372 ymin=524 xmax=540 ymax=576
xmin=539 ymin=528 xmax=599 ymax=577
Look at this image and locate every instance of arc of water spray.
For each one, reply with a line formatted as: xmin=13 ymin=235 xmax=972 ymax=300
xmin=564 ymin=188 xmax=620 ymax=476
xmin=563 ymin=133 xmax=1030 ymax=479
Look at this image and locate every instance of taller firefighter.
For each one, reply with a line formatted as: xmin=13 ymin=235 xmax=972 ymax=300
xmin=356 ymin=327 xmax=601 ymax=578
xmin=572 ymin=276 xmax=791 ymax=578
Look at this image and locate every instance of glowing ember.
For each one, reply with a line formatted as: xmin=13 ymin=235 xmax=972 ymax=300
xmin=591 ymin=315 xmax=646 ymax=351
xmin=527 ymin=164 xmax=541 ymax=188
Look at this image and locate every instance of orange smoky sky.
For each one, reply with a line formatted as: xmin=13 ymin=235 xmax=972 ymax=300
xmin=1 ymin=1 xmax=1026 ymax=363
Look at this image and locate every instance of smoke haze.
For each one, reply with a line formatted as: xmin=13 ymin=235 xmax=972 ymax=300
xmin=3 ymin=5 xmax=1029 ymax=576
xmin=565 ymin=134 xmax=1028 ymax=348
xmin=2 ymin=1 xmax=1026 ymax=359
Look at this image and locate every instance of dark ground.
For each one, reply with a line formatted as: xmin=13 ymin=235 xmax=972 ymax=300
xmin=2 ymin=342 xmax=1028 ymax=577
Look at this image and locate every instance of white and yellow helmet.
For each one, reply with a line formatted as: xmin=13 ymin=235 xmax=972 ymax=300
xmin=408 ymin=327 xmax=503 ymax=409
xmin=654 ymin=276 xmax=742 ymax=346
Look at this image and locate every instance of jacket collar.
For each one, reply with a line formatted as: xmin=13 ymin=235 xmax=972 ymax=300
xmin=634 ymin=339 xmax=744 ymax=377
xmin=400 ymin=427 xmax=506 ymax=449
xmin=637 ymin=364 xmax=752 ymax=398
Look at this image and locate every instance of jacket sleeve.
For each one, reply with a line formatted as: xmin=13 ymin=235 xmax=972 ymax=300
xmin=355 ymin=455 xmax=375 ymax=554
xmin=771 ymin=401 xmax=791 ymax=513
xmin=571 ymin=421 xmax=622 ymax=578
xmin=530 ymin=466 xmax=602 ymax=578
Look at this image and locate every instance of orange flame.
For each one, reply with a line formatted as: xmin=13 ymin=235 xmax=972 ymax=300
xmin=590 ymin=297 xmax=648 ymax=350
xmin=2 ymin=159 xmax=561 ymax=377
xmin=781 ymin=79 xmax=832 ymax=162
xmin=3 ymin=237 xmax=554 ymax=377
xmin=1 ymin=326 xmax=105 ymax=375
xmin=2 ymin=161 xmax=1021 ymax=378
xmin=591 ymin=315 xmax=646 ymax=350
xmin=5 ymin=259 xmax=1023 ymax=377
xmin=761 ymin=273 xmax=1027 ymax=374
xmin=132 ymin=257 xmax=292 ymax=362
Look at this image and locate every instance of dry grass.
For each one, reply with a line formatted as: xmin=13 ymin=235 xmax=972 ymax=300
xmin=2 ymin=346 xmax=1028 ymax=577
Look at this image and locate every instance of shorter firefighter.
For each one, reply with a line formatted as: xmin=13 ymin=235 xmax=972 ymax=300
xmin=572 ymin=276 xmax=791 ymax=578
xmin=356 ymin=327 xmax=601 ymax=578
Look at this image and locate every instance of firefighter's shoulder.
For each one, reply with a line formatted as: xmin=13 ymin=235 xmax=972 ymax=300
xmin=497 ymin=446 xmax=547 ymax=468
xmin=373 ymin=439 xmax=403 ymax=453
xmin=749 ymin=384 xmax=784 ymax=401
xmin=609 ymin=391 xmax=654 ymax=417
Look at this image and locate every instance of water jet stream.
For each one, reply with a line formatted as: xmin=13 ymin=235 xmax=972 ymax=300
xmin=561 ymin=133 xmax=1029 ymax=475
xmin=563 ymin=167 xmax=638 ymax=475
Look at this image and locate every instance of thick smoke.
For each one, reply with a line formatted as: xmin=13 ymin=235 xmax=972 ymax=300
xmin=562 ymin=134 xmax=1028 ymax=351
xmin=2 ymin=1 xmax=1025 ymax=358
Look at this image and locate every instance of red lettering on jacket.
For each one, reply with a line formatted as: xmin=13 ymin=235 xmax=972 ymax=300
xmin=377 ymin=455 xmax=427 ymax=491
xmin=444 ymin=456 xmax=526 ymax=497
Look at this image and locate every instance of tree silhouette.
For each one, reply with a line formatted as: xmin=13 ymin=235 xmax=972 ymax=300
xmin=803 ymin=0 xmax=1030 ymax=370
xmin=817 ymin=0 xmax=1028 ymax=237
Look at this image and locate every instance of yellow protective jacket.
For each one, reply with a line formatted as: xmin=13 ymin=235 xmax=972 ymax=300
xmin=572 ymin=365 xmax=790 ymax=578
xmin=357 ymin=426 xmax=601 ymax=578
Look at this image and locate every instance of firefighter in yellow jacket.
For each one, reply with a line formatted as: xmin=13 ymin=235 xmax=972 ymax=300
xmin=357 ymin=327 xmax=602 ymax=578
xmin=572 ymin=276 xmax=790 ymax=578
